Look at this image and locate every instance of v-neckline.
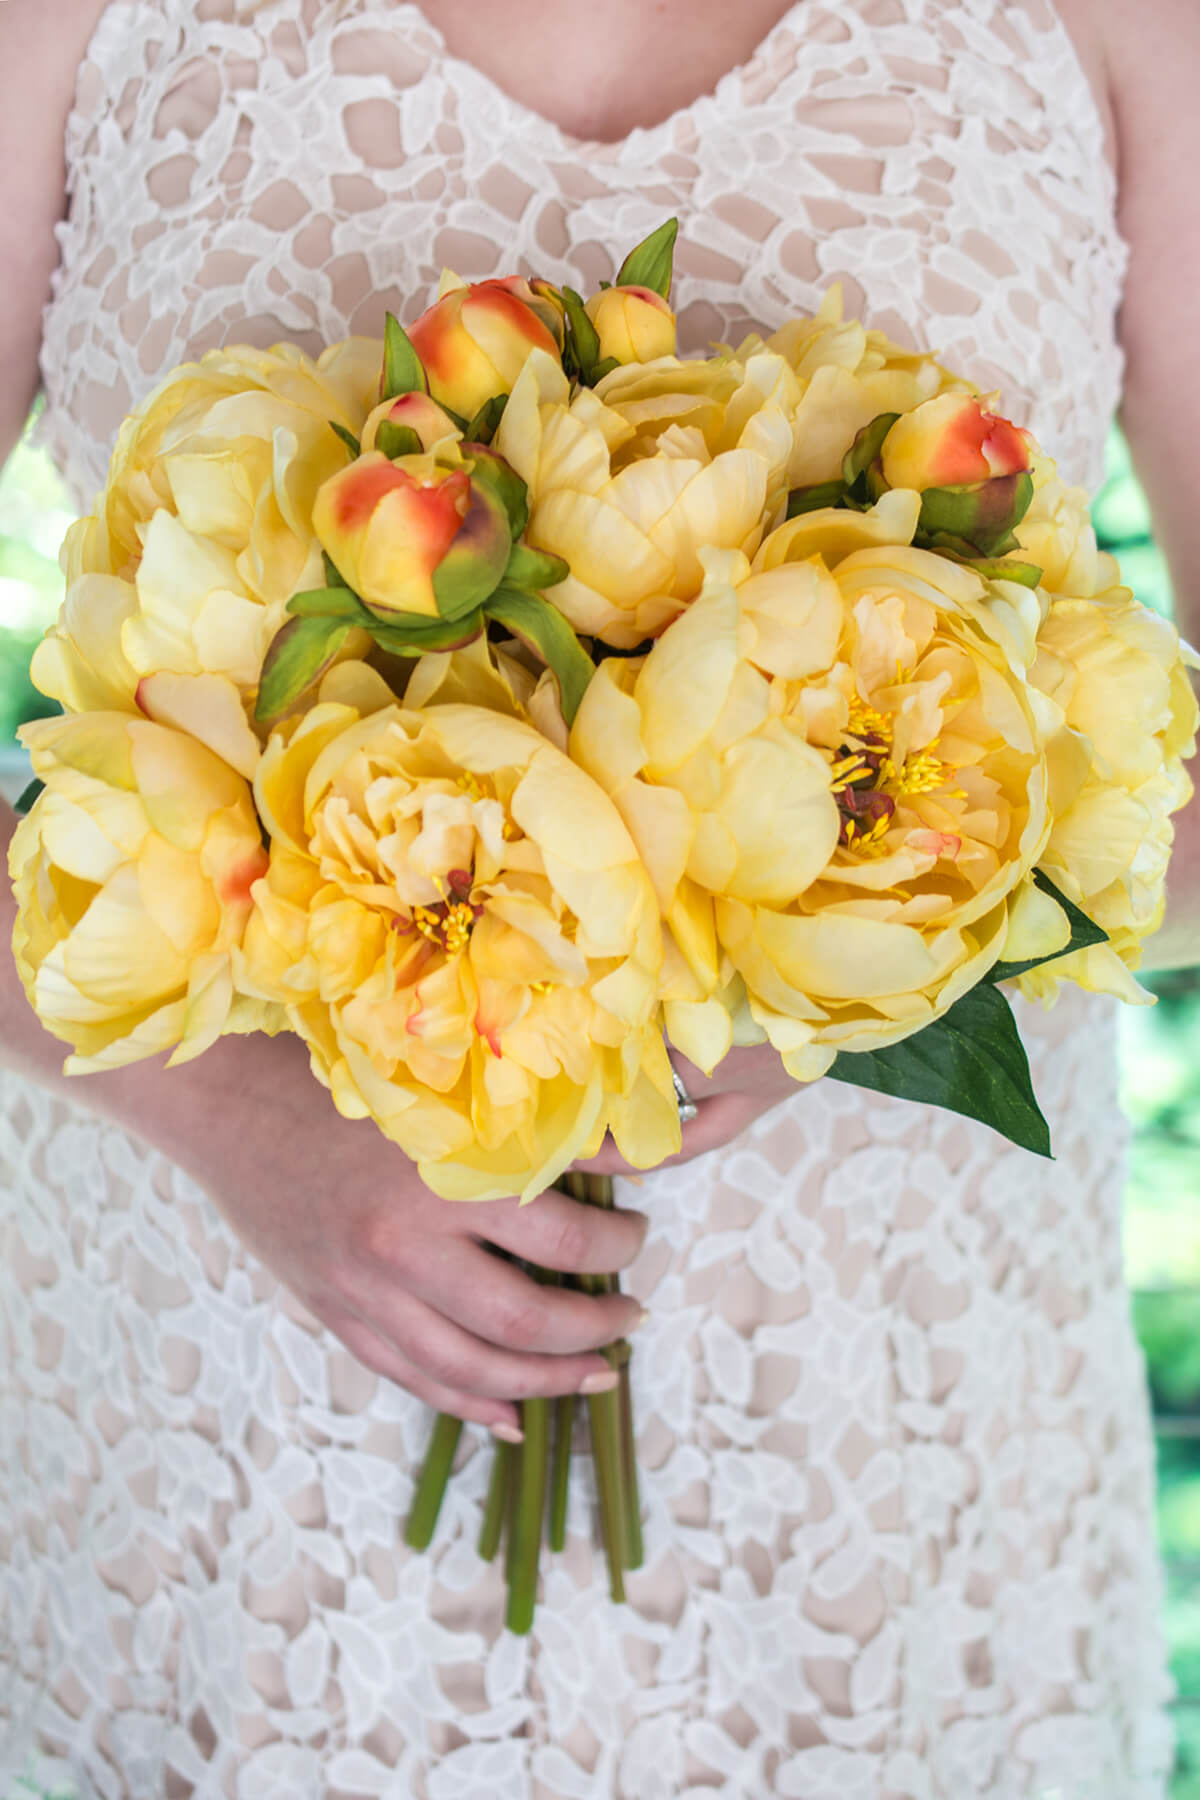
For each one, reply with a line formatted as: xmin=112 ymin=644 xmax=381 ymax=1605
xmin=382 ymin=0 xmax=810 ymax=151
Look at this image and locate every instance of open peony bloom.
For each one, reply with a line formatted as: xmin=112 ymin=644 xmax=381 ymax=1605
xmin=572 ymin=501 xmax=1058 ymax=1078
xmin=31 ymin=339 xmax=381 ymax=778
xmin=237 ymin=663 xmax=678 ymax=1200
xmin=494 ymin=347 xmax=796 ymax=647
xmin=406 ymin=274 xmax=564 ymax=420
xmin=10 ymin=712 xmax=270 ymax=1070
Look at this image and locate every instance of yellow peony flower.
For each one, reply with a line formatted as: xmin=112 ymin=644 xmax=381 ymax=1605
xmin=733 ymin=285 xmax=969 ymax=490
xmin=32 ymin=339 xmax=382 ymax=776
xmin=1014 ymin=585 xmax=1199 ymax=1005
xmin=494 ymin=346 xmax=797 ymax=647
xmin=236 ymin=663 xmax=679 ymax=1201
xmin=571 ymin=502 xmax=1056 ymax=1077
xmin=10 ymin=712 xmax=271 ymax=1070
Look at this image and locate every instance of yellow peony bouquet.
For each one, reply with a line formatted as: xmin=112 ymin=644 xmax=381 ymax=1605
xmin=11 ymin=221 xmax=1199 ymax=1626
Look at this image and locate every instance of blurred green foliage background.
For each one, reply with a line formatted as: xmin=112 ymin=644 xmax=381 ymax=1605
xmin=0 ymin=417 xmax=1197 ymax=1791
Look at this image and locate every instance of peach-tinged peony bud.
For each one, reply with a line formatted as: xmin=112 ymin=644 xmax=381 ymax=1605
xmin=361 ymin=390 xmax=462 ymax=455
xmin=880 ymin=393 xmax=1031 ymax=492
xmin=407 ymin=276 xmax=562 ymax=419
xmin=312 ymin=450 xmax=510 ymax=621
xmin=584 ymin=285 xmax=677 ymax=366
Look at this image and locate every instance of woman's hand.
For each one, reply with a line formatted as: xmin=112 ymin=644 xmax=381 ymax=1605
xmin=15 ymin=999 xmax=649 ymax=1440
xmin=576 ymin=1042 xmax=800 ymax=1178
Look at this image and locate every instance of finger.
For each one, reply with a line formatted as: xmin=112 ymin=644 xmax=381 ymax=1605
xmin=470 ymin=1184 xmax=649 ymax=1275
xmin=309 ymin=1298 xmax=523 ymax=1436
xmin=396 ymin=1236 xmax=644 ymax=1354
xmin=358 ymin=1286 xmax=627 ymax=1404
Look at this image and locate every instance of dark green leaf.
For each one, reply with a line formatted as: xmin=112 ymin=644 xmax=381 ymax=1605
xmin=15 ymin=777 xmax=44 ymax=816
xmin=255 ymin=616 xmax=353 ymax=721
xmin=504 ymin=542 xmax=569 ymax=590
xmin=986 ymin=868 xmax=1109 ymax=984
xmin=376 ymin=419 xmax=423 ymax=460
xmin=827 ymin=981 xmax=1053 ymax=1158
xmin=843 ymin=413 xmax=899 ymax=492
xmin=329 ymin=421 xmax=361 ymax=459
xmin=614 ymin=217 xmax=679 ymax=300
xmin=786 ymin=478 xmax=849 ymax=519
xmin=285 ymin=586 xmax=367 ymax=622
xmin=382 ymin=313 xmax=428 ymax=401
xmin=463 ymin=395 xmax=508 ymax=445
xmin=485 ymin=586 xmax=596 ymax=726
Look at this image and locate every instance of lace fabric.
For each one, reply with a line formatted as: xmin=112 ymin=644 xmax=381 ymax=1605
xmin=2 ymin=1 xmax=1173 ymax=1795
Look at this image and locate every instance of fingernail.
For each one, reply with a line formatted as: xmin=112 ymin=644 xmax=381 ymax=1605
xmin=630 ymin=1309 xmax=649 ymax=1332
xmin=579 ymin=1370 xmax=619 ymax=1396
xmin=491 ymin=1421 xmax=524 ymax=1444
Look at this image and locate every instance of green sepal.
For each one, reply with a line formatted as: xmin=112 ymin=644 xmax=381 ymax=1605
xmin=985 ymin=868 xmax=1109 ymax=985
xmin=916 ymin=469 xmax=1034 ymax=559
xmin=323 ymin=551 xmax=350 ymax=590
xmin=504 ymin=542 xmax=569 ymax=591
xmin=376 ymin=419 xmax=423 ymax=460
xmin=957 ymin=555 xmax=1044 ymax=589
xmin=591 ymin=355 xmax=621 ymax=383
xmin=614 ymin=217 xmax=679 ymax=300
xmin=382 ymin=313 xmax=428 ymax=402
xmin=366 ymin=608 xmax=486 ymax=657
xmin=430 ymin=478 xmax=514 ymax=621
xmin=285 ymin=585 xmax=368 ymax=622
xmin=329 ymin=421 xmax=361 ymax=459
xmin=463 ymin=394 xmax=508 ymax=445
xmin=255 ymin=615 xmax=353 ymax=721
xmin=786 ymin=478 xmax=849 ymax=519
xmin=827 ymin=981 xmax=1052 ymax=1159
xmin=484 ymin=585 xmax=596 ymax=726
xmin=843 ymin=413 xmax=899 ymax=492
xmin=466 ymin=445 xmax=530 ymax=539
xmin=561 ymin=286 xmax=603 ymax=383
xmin=14 ymin=777 xmax=44 ymax=816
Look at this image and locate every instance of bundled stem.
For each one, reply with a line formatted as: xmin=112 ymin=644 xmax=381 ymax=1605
xmin=403 ymin=1412 xmax=463 ymax=1549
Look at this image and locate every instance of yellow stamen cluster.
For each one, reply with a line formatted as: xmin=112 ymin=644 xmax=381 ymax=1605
xmin=411 ymin=874 xmax=481 ymax=954
xmin=841 ymin=815 xmax=893 ymax=856
xmin=829 ymin=681 xmax=965 ymax=855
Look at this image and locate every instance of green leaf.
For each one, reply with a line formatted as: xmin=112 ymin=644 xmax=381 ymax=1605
xmin=382 ymin=313 xmax=428 ymax=401
xmin=484 ymin=586 xmax=596 ymax=726
xmin=562 ymin=286 xmax=602 ymax=381
xmin=843 ymin=413 xmax=899 ymax=493
xmin=614 ymin=217 xmax=679 ymax=300
xmin=827 ymin=981 xmax=1053 ymax=1158
xmin=285 ymin=585 xmax=367 ymax=622
xmin=786 ymin=478 xmax=849 ymax=519
xmin=591 ymin=356 xmax=621 ymax=383
xmin=986 ymin=867 xmax=1109 ymax=984
xmin=14 ymin=777 xmax=44 ymax=816
xmin=329 ymin=421 xmax=361 ymax=459
xmin=376 ymin=419 xmax=423 ymax=460
xmin=463 ymin=394 xmax=508 ymax=445
xmin=255 ymin=616 xmax=353 ymax=721
xmin=504 ymin=542 xmax=569 ymax=590
xmin=365 ymin=608 xmax=485 ymax=656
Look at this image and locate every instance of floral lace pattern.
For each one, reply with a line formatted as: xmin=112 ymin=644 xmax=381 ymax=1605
xmin=3 ymin=0 xmax=1174 ymax=1795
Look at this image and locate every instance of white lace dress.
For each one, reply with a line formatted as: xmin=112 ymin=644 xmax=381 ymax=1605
xmin=1 ymin=1 xmax=1176 ymax=1795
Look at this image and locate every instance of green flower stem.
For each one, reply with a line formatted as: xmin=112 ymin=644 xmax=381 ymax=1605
xmin=617 ymin=1360 xmax=644 ymax=1570
xmin=478 ymin=1439 xmax=513 ymax=1562
xmin=403 ymin=1412 xmax=463 ymax=1550
xmin=548 ymin=1394 xmax=575 ymax=1553
xmin=505 ymin=1396 xmax=550 ymax=1634
xmin=587 ymin=1382 xmax=628 ymax=1602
